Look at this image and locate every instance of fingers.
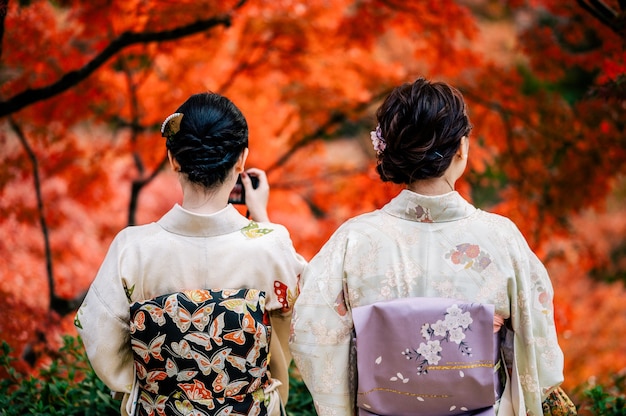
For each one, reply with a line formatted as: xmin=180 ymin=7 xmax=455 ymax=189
xmin=241 ymin=168 xmax=270 ymax=222
xmin=241 ymin=168 xmax=269 ymax=192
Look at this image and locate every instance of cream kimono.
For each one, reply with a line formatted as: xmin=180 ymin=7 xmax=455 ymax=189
xmin=75 ymin=204 xmax=306 ymax=415
xmin=289 ymin=190 xmax=564 ymax=416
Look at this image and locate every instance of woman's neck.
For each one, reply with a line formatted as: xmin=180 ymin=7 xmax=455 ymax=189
xmin=180 ymin=182 xmax=230 ymax=215
xmin=407 ymin=176 xmax=455 ymax=196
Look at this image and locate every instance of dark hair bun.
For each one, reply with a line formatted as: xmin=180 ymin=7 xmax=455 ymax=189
xmin=375 ymin=78 xmax=472 ymax=184
xmin=165 ymin=93 xmax=248 ymax=188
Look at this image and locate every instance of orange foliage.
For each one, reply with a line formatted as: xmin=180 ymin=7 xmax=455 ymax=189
xmin=0 ymin=0 xmax=625 ymax=400
xmin=542 ymin=198 xmax=626 ymax=390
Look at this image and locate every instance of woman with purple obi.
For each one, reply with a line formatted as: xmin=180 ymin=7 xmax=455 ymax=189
xmin=289 ymin=78 xmax=574 ymax=416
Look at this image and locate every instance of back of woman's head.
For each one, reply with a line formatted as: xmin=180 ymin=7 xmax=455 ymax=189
xmin=163 ymin=92 xmax=248 ymax=188
xmin=375 ymin=78 xmax=472 ymax=184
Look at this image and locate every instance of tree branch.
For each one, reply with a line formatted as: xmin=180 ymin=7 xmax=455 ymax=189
xmin=0 ymin=13 xmax=239 ymax=118
xmin=577 ymin=0 xmax=625 ymax=39
xmin=0 ymin=0 xmax=7 ymax=60
xmin=8 ymin=117 xmax=56 ymax=310
xmin=265 ymin=111 xmax=348 ymax=173
xmin=129 ymin=154 xmax=169 ymax=226
xmin=265 ymin=89 xmax=391 ymax=172
xmin=588 ymin=0 xmax=618 ymax=21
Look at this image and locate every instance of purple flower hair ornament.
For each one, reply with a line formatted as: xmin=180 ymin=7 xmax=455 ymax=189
xmin=370 ymin=125 xmax=386 ymax=155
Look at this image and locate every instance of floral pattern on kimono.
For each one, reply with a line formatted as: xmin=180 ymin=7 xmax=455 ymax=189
xmin=74 ymin=204 xmax=306 ymax=416
xmin=290 ymin=190 xmax=565 ymax=416
xmin=353 ymin=297 xmax=501 ymax=416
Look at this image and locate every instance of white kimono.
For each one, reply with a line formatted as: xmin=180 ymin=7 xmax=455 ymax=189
xmin=289 ymin=190 xmax=564 ymax=416
xmin=75 ymin=204 xmax=307 ymax=415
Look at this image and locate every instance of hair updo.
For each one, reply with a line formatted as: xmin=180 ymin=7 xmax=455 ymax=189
xmin=164 ymin=93 xmax=248 ymax=188
xmin=375 ymin=78 xmax=472 ymax=184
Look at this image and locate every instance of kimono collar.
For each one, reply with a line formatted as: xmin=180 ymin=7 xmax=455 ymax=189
xmin=382 ymin=189 xmax=477 ymax=223
xmin=157 ymin=204 xmax=251 ymax=237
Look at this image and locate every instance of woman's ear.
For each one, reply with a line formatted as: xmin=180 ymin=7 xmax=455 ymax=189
xmin=234 ymin=148 xmax=249 ymax=174
xmin=458 ymin=136 xmax=469 ymax=160
xmin=168 ymin=150 xmax=181 ymax=172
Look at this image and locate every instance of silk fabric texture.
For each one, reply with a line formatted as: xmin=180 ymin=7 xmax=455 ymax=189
xmin=76 ymin=204 xmax=306 ymax=416
xmin=289 ymin=190 xmax=565 ymax=416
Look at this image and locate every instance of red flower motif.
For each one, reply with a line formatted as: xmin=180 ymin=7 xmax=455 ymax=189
xmin=465 ymin=245 xmax=480 ymax=258
xmin=451 ymin=251 xmax=462 ymax=264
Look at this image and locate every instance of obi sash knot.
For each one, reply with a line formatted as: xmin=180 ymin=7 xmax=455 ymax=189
xmin=353 ymin=297 xmax=501 ymax=416
xmin=129 ymin=288 xmax=272 ymax=416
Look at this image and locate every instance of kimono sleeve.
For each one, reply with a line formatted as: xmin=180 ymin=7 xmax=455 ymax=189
xmin=264 ymin=225 xmax=308 ymax=404
xmin=74 ymin=232 xmax=134 ymax=394
xmin=507 ymin=224 xmax=565 ymax=416
xmin=289 ymin=229 xmax=356 ymax=416
xmin=263 ymin=224 xmax=307 ymax=315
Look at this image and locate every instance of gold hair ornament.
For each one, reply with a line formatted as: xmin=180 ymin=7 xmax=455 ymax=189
xmin=161 ymin=113 xmax=183 ymax=139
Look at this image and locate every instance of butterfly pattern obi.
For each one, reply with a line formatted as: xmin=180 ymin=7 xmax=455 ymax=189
xmin=353 ymin=297 xmax=501 ymax=416
xmin=129 ymin=288 xmax=272 ymax=416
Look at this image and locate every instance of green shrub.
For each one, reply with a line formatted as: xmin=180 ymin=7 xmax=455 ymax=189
xmin=579 ymin=373 xmax=626 ymax=416
xmin=286 ymin=365 xmax=315 ymax=415
xmin=0 ymin=336 xmax=119 ymax=416
xmin=3 ymin=335 xmax=625 ymax=416
xmin=0 ymin=335 xmax=317 ymax=415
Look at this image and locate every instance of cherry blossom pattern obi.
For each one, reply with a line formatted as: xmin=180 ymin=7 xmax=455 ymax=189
xmin=353 ymin=297 xmax=502 ymax=416
xmin=129 ymin=289 xmax=272 ymax=416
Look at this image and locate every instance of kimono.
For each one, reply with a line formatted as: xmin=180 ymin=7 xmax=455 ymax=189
xmin=289 ymin=190 xmax=565 ymax=416
xmin=75 ymin=204 xmax=306 ymax=416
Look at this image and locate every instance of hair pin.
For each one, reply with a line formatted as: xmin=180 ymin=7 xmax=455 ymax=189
xmin=370 ymin=125 xmax=386 ymax=155
xmin=161 ymin=113 xmax=184 ymax=138
xmin=434 ymin=151 xmax=444 ymax=159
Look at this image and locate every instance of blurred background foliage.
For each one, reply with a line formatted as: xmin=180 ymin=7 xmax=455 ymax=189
xmin=0 ymin=0 xmax=625 ymax=413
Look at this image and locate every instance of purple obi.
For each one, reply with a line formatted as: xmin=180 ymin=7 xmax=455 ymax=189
xmin=353 ymin=297 xmax=500 ymax=416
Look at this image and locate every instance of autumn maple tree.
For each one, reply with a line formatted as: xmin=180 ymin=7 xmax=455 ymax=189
xmin=0 ymin=0 xmax=624 ymax=404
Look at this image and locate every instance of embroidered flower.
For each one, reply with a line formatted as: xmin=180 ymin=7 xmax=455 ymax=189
xmin=538 ymin=291 xmax=550 ymax=306
xmin=411 ymin=204 xmax=433 ymax=222
xmin=241 ymin=221 xmax=274 ymax=239
xmin=477 ymin=256 xmax=492 ymax=270
xmin=519 ymin=373 xmax=540 ymax=393
xmin=431 ymin=320 xmax=448 ymax=337
xmin=448 ymin=327 xmax=466 ymax=344
xmin=403 ymin=304 xmax=475 ymax=374
xmin=416 ymin=340 xmax=442 ymax=365
xmin=73 ymin=313 xmax=82 ymax=329
xmin=445 ymin=243 xmax=492 ymax=272
xmin=443 ymin=313 xmax=460 ymax=329
xmin=458 ymin=312 xmax=473 ymax=329
xmin=450 ymin=251 xmax=463 ymax=265
xmin=445 ymin=304 xmax=463 ymax=318
xmin=370 ymin=125 xmax=386 ymax=154
xmin=444 ymin=304 xmax=473 ymax=329
xmin=124 ymin=282 xmax=135 ymax=303
xmin=461 ymin=243 xmax=480 ymax=258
